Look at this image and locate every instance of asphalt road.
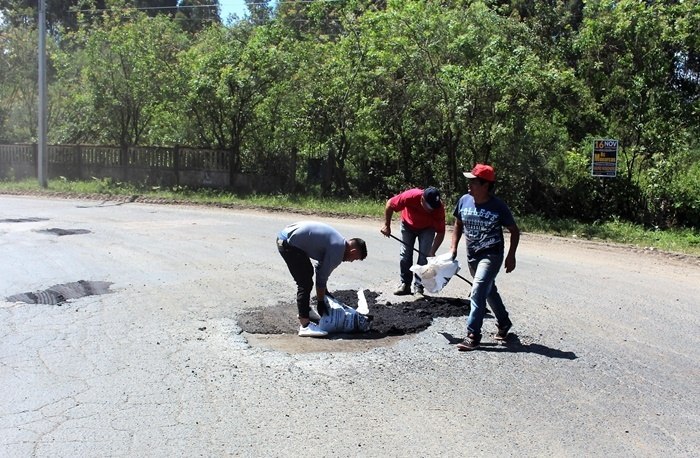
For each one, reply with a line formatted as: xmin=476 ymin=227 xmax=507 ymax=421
xmin=1 ymin=195 xmax=698 ymax=457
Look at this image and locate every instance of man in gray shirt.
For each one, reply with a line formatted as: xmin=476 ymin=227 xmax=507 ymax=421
xmin=277 ymin=221 xmax=367 ymax=337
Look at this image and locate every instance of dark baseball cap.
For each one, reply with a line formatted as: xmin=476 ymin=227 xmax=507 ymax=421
xmin=423 ymin=187 xmax=442 ymax=210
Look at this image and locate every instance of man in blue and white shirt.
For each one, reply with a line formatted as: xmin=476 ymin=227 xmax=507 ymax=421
xmin=450 ymin=164 xmax=520 ymax=351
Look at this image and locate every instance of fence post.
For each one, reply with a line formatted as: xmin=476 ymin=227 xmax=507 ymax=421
xmin=228 ymin=149 xmax=234 ymax=190
xmin=33 ymin=143 xmax=38 ymax=179
xmin=121 ymin=145 xmax=128 ymax=182
xmin=76 ymin=144 xmax=83 ymax=181
xmin=174 ymin=144 xmax=180 ymax=187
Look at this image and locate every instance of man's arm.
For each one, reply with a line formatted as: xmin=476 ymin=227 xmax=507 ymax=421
xmin=315 ymin=286 xmax=327 ymax=314
xmin=380 ymin=200 xmax=394 ymax=237
xmin=450 ymin=219 xmax=463 ymax=259
xmin=504 ymin=224 xmax=520 ymax=273
xmin=315 ymin=242 xmax=345 ymax=313
xmin=429 ymin=231 xmax=445 ymax=257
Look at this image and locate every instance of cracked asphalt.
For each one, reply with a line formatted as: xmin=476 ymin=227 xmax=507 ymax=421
xmin=1 ymin=195 xmax=699 ymax=457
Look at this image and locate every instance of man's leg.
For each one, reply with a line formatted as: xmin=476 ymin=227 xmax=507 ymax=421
xmin=486 ymin=282 xmax=512 ymax=333
xmin=278 ymin=241 xmax=314 ymax=321
xmin=466 ymin=254 xmax=503 ymax=336
xmin=399 ymin=221 xmax=417 ymax=287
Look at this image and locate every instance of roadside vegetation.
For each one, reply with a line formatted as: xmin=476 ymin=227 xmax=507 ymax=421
xmin=2 ymin=1 xmax=700 ymax=233
xmin=1 ymin=1 xmax=698 ymax=257
xmin=2 ymin=178 xmax=698 ymax=257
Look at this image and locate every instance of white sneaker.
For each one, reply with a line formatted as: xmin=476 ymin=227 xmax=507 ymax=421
xmin=298 ymin=322 xmax=328 ymax=338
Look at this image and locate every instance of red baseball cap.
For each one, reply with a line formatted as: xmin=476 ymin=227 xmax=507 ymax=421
xmin=463 ymin=164 xmax=496 ymax=182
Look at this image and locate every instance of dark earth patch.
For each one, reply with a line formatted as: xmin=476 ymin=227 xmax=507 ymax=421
xmin=6 ymin=280 xmax=113 ymax=305
xmin=239 ymin=289 xmax=477 ymax=338
xmin=36 ymin=228 xmax=91 ymax=236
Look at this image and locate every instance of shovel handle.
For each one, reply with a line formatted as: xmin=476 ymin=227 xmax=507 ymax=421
xmin=388 ymin=233 xmax=473 ymax=286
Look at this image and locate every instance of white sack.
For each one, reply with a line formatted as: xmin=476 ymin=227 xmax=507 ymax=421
xmin=409 ymin=252 xmax=461 ymax=293
xmin=319 ymin=294 xmax=372 ymax=334
xmin=356 ymin=289 xmax=369 ymax=315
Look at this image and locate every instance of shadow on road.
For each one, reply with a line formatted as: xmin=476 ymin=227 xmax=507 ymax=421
xmin=440 ymin=332 xmax=578 ymax=360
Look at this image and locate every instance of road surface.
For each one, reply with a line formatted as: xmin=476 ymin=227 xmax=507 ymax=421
xmin=1 ymin=195 xmax=698 ymax=457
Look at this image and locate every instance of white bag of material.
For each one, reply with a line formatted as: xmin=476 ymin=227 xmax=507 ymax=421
xmin=356 ymin=289 xmax=369 ymax=315
xmin=318 ymin=294 xmax=372 ymax=334
xmin=409 ymin=252 xmax=461 ymax=294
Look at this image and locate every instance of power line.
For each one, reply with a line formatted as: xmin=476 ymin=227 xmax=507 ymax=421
xmin=76 ymin=5 xmax=219 ymax=13
xmin=75 ymin=0 xmax=343 ymax=13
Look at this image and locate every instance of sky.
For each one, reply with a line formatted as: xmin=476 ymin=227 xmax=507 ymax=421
xmin=219 ymin=0 xmax=250 ymax=21
xmin=219 ymin=0 xmax=280 ymax=22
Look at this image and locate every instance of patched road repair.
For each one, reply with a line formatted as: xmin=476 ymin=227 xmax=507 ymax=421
xmin=1 ymin=195 xmax=699 ymax=456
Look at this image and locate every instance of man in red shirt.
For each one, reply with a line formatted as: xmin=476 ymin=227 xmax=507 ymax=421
xmin=380 ymin=187 xmax=446 ymax=295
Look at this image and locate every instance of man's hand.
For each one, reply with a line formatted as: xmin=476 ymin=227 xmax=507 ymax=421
xmin=382 ymin=203 xmax=394 ymax=237
xmin=316 ymin=287 xmax=329 ymax=315
xmin=504 ymin=224 xmax=519 ymax=273
xmin=504 ymin=254 xmax=516 ymax=273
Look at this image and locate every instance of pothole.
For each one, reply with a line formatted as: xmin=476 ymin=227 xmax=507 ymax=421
xmin=0 ymin=217 xmax=49 ymax=223
xmin=35 ymin=228 xmax=91 ymax=236
xmin=239 ymin=289 xmax=472 ymax=338
xmin=6 ymin=280 xmax=113 ymax=305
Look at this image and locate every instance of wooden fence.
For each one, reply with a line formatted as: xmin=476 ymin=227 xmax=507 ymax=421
xmin=0 ymin=144 xmax=285 ymax=193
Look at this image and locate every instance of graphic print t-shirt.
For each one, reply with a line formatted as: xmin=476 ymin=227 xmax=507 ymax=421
xmin=453 ymin=194 xmax=515 ymax=260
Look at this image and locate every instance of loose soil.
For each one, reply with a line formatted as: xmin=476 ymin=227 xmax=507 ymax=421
xmin=238 ymin=289 xmax=474 ymax=337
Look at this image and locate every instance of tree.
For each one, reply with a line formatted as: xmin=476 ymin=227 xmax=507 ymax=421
xmin=574 ymin=0 xmax=699 ymax=226
xmin=240 ymin=22 xmax=306 ymax=190
xmin=179 ymin=22 xmax=291 ymax=184
xmin=56 ymin=10 xmax=188 ymax=147
xmin=346 ymin=1 xmax=585 ymax=208
xmin=245 ymin=0 xmax=272 ymax=25
xmin=0 ymin=0 xmax=106 ymax=32
xmin=175 ymin=0 xmax=220 ymax=34
xmin=0 ymin=23 xmax=41 ymax=142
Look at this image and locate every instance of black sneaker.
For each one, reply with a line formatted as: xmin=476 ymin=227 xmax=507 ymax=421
xmin=394 ymin=283 xmax=411 ymax=295
xmin=494 ymin=324 xmax=511 ymax=341
xmin=456 ymin=333 xmax=481 ymax=351
xmin=414 ymin=284 xmax=424 ymax=295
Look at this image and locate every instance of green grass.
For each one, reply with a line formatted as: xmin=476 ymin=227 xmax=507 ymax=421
xmin=518 ymin=214 xmax=700 ymax=256
xmin=2 ymin=178 xmax=699 ymax=256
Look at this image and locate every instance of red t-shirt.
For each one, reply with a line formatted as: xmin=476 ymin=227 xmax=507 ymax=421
xmin=388 ymin=188 xmax=446 ymax=233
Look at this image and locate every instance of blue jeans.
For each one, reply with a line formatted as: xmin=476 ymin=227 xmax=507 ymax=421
xmin=399 ymin=221 xmax=435 ymax=287
xmin=466 ymin=253 xmax=512 ymax=336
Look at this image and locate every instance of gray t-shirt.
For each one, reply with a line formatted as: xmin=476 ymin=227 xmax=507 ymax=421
xmin=280 ymin=221 xmax=346 ymax=288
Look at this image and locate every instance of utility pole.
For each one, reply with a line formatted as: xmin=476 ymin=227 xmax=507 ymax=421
xmin=38 ymin=0 xmax=48 ymax=187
